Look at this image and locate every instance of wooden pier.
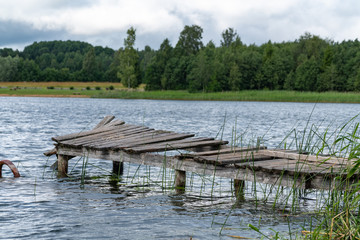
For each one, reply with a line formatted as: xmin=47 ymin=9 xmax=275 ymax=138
xmin=45 ymin=116 xmax=353 ymax=192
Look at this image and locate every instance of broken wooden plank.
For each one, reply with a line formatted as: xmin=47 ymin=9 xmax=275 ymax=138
xmin=44 ymin=147 xmax=57 ymax=156
xmin=93 ymin=115 xmax=115 ymax=129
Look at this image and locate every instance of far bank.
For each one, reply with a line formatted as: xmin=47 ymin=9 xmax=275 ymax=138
xmin=0 ymin=86 xmax=359 ymax=104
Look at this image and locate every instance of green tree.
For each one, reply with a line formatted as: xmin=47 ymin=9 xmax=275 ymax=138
xmin=229 ymin=64 xmax=242 ymax=90
xmin=81 ymin=47 xmax=98 ymax=81
xmin=0 ymin=56 xmax=19 ymax=81
xmin=15 ymin=59 xmax=40 ymax=82
xmin=188 ymin=41 xmax=216 ymax=92
xmin=117 ymin=27 xmax=139 ymax=88
xmin=175 ymin=25 xmax=203 ymax=56
xmin=221 ymin=28 xmax=239 ymax=47
xmin=294 ymin=56 xmax=320 ymax=91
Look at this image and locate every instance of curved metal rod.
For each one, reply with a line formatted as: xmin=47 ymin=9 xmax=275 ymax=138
xmin=0 ymin=160 xmax=20 ymax=178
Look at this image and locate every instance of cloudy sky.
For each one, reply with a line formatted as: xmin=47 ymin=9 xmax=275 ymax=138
xmin=0 ymin=0 xmax=359 ymax=50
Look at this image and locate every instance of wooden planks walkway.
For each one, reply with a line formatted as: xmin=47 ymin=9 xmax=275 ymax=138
xmin=46 ymin=115 xmax=354 ymax=191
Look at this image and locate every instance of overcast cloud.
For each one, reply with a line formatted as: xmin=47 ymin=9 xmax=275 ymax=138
xmin=0 ymin=0 xmax=359 ymax=50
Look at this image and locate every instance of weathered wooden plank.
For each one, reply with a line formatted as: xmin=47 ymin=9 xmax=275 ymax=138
xmin=62 ymin=128 xmax=155 ymax=149
xmin=44 ymin=147 xmax=57 ymax=156
xmin=124 ymin=138 xmax=228 ymax=153
xmin=52 ymin=122 xmax=127 ymax=142
xmin=193 ymin=153 xmax=276 ymax=166
xmin=258 ymin=149 xmax=350 ymax=165
xmin=178 ymin=146 xmax=267 ymax=158
xmin=86 ymin=130 xmax=169 ymax=149
xmin=93 ymin=115 xmax=115 ymax=129
xmin=59 ymin=125 xmax=151 ymax=146
xmin=270 ymin=163 xmax=345 ymax=175
xmin=94 ymin=133 xmax=196 ymax=150
xmin=235 ymin=158 xmax=345 ymax=176
xmin=105 ymin=119 xmax=126 ymax=127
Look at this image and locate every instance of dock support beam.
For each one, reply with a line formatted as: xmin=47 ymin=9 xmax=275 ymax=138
xmin=57 ymin=155 xmax=72 ymax=178
xmin=112 ymin=161 xmax=124 ymax=176
xmin=175 ymin=170 xmax=186 ymax=194
xmin=234 ymin=179 xmax=245 ymax=200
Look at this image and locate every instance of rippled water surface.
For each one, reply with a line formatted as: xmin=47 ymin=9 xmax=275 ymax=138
xmin=1 ymin=97 xmax=360 ymax=239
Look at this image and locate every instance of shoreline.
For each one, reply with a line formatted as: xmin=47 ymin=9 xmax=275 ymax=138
xmin=0 ymin=94 xmax=90 ymax=98
xmin=1 ymin=92 xmax=360 ymax=104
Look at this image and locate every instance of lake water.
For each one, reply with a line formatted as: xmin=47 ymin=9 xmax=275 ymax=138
xmin=1 ymin=97 xmax=360 ymax=239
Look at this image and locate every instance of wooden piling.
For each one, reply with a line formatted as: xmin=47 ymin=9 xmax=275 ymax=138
xmin=175 ymin=170 xmax=186 ymax=194
xmin=234 ymin=179 xmax=245 ymax=200
xmin=57 ymin=155 xmax=72 ymax=178
xmin=112 ymin=161 xmax=124 ymax=176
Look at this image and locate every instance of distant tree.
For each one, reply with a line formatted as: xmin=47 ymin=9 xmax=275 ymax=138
xmin=117 ymin=27 xmax=139 ymax=88
xmin=15 ymin=59 xmax=40 ymax=82
xmin=82 ymin=47 xmax=98 ymax=81
xmin=229 ymin=64 xmax=242 ymax=90
xmin=0 ymin=56 xmax=19 ymax=81
xmin=188 ymin=41 xmax=216 ymax=92
xmin=144 ymin=38 xmax=173 ymax=90
xmin=221 ymin=28 xmax=239 ymax=47
xmin=139 ymin=45 xmax=156 ymax=81
xmin=175 ymin=25 xmax=204 ymax=56
xmin=294 ymin=56 xmax=320 ymax=91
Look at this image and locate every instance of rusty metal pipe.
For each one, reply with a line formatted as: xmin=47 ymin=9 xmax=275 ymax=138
xmin=0 ymin=160 xmax=20 ymax=178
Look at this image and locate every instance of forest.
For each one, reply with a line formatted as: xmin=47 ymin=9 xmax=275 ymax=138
xmin=1 ymin=25 xmax=360 ymax=92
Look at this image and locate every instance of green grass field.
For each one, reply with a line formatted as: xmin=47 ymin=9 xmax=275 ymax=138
xmin=94 ymin=89 xmax=360 ymax=103
xmin=1 ymin=82 xmax=360 ymax=103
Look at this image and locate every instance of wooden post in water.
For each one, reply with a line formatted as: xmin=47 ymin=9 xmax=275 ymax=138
xmin=112 ymin=161 xmax=124 ymax=176
xmin=234 ymin=179 xmax=245 ymax=201
xmin=57 ymin=155 xmax=72 ymax=178
xmin=175 ymin=170 xmax=186 ymax=194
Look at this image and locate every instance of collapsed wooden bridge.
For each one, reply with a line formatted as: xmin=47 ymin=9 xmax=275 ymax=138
xmin=45 ymin=115 xmax=353 ymax=192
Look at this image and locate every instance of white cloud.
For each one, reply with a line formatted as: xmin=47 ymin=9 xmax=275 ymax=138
xmin=0 ymin=0 xmax=359 ymax=49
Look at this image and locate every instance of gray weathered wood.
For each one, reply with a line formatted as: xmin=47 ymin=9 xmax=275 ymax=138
xmin=57 ymin=154 xmax=73 ymax=178
xmin=49 ymin=116 xmax=354 ymax=191
xmin=60 ymin=126 xmax=153 ymax=147
xmin=55 ymin=146 xmax=337 ymax=189
xmin=257 ymin=149 xmax=351 ymax=165
xmin=175 ymin=170 xmax=186 ymax=194
xmin=93 ymin=115 xmax=115 ymax=129
xmin=179 ymin=146 xmax=267 ymax=158
xmin=124 ymin=138 xmax=228 ymax=153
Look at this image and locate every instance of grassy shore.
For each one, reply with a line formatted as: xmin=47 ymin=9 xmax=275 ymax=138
xmin=1 ymin=82 xmax=360 ymax=103
xmin=94 ymin=89 xmax=360 ymax=103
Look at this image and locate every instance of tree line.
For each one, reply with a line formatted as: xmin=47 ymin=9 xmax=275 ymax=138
xmin=1 ymin=25 xmax=360 ymax=92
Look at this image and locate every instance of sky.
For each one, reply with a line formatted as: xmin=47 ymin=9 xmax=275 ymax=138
xmin=0 ymin=0 xmax=360 ymax=51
